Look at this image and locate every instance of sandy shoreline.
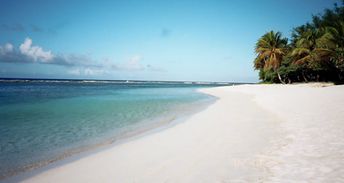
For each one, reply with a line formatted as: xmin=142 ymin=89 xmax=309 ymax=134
xmin=8 ymin=84 xmax=344 ymax=182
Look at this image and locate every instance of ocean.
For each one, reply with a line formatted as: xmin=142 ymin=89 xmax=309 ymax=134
xmin=0 ymin=79 xmax=231 ymax=179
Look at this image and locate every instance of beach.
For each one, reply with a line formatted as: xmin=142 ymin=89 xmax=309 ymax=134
xmin=14 ymin=84 xmax=344 ymax=182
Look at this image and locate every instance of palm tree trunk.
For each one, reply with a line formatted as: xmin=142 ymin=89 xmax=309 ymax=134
xmin=287 ymin=78 xmax=292 ymax=84
xmin=302 ymin=72 xmax=308 ymax=82
xmin=337 ymin=69 xmax=342 ymax=81
xmin=277 ymin=71 xmax=286 ymax=84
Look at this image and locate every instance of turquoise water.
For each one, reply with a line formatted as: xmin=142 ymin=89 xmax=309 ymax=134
xmin=0 ymin=79 xmax=226 ymax=179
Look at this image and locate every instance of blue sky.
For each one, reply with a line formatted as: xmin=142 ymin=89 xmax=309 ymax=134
xmin=0 ymin=0 xmax=338 ymax=82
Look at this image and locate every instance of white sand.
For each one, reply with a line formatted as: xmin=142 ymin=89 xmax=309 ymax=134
xmin=228 ymin=84 xmax=344 ymax=182
xmin=19 ymin=84 xmax=344 ymax=183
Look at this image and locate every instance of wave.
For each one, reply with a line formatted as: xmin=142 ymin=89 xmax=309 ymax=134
xmin=0 ymin=78 xmax=239 ymax=86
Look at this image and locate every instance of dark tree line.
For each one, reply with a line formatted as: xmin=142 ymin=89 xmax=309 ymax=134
xmin=254 ymin=1 xmax=344 ymax=84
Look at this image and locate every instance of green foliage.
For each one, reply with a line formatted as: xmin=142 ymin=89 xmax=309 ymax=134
xmin=254 ymin=1 xmax=344 ymax=83
xmin=254 ymin=31 xmax=288 ymax=71
xmin=278 ymin=57 xmax=300 ymax=83
xmin=254 ymin=31 xmax=288 ymax=83
xmin=258 ymin=69 xmax=279 ymax=83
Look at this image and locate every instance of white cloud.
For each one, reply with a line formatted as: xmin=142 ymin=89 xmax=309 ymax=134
xmin=0 ymin=38 xmax=87 ymax=66
xmin=84 ymin=68 xmax=107 ymax=75
xmin=68 ymin=68 xmax=81 ymax=75
xmin=0 ymin=43 xmax=14 ymax=54
xmin=122 ymin=55 xmax=144 ymax=70
xmin=109 ymin=55 xmax=165 ymax=72
xmin=68 ymin=67 xmax=108 ymax=76
xmin=19 ymin=38 xmax=54 ymax=62
xmin=0 ymin=39 xmax=166 ymax=75
xmin=4 ymin=43 xmax=13 ymax=52
xmin=146 ymin=64 xmax=166 ymax=72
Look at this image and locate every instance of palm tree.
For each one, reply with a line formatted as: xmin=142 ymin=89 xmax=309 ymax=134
xmin=254 ymin=31 xmax=288 ymax=83
xmin=328 ymin=21 xmax=344 ymax=48
xmin=291 ymin=27 xmax=334 ymax=81
xmin=327 ymin=21 xmax=344 ymax=79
